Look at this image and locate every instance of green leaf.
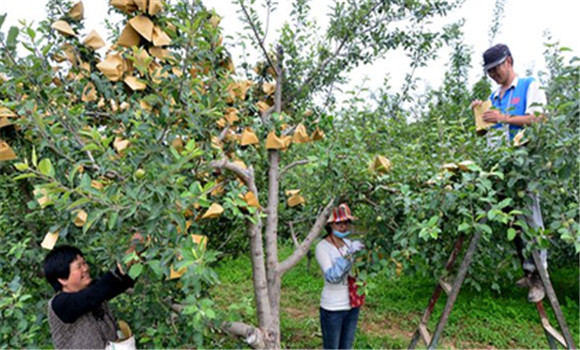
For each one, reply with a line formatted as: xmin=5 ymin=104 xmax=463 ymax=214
xmin=497 ymin=198 xmax=512 ymax=209
xmin=67 ymin=197 xmax=90 ymax=210
xmin=12 ymin=173 xmax=36 ymax=181
xmin=32 ymin=147 xmax=37 ymax=167
xmin=128 ymin=263 xmax=144 ymax=279
xmin=108 ymin=211 xmax=119 ymax=230
xmin=507 ymin=228 xmax=517 ymax=241
xmin=427 ymin=215 xmax=438 ymax=226
xmin=458 ymin=222 xmax=470 ymax=232
xmin=7 ymin=26 xmax=19 ymax=48
xmin=477 ymin=223 xmax=492 ymax=235
xmin=13 ymin=162 xmax=29 ymax=171
xmin=0 ymin=14 xmax=6 ymax=30
xmin=38 ymin=158 xmax=55 ymax=177
xmin=185 ymin=139 xmax=196 ymax=153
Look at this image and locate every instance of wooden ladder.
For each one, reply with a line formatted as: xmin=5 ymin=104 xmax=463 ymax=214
xmin=407 ymin=232 xmax=576 ymax=349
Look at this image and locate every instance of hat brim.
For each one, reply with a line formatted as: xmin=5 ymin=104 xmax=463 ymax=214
xmin=484 ymin=55 xmax=508 ymax=71
xmin=326 ymin=216 xmax=359 ymax=224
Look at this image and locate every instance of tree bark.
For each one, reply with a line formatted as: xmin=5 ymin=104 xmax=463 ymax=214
xmin=223 ymin=322 xmax=266 ymax=349
xmin=263 ymin=44 xmax=285 ymax=348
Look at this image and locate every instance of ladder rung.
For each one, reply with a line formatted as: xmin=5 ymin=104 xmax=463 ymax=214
xmin=439 ymin=278 xmax=452 ymax=294
xmin=418 ymin=323 xmax=432 ymax=345
xmin=542 ymin=319 xmax=567 ymax=347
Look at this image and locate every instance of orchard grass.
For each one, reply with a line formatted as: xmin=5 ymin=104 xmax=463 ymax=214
xmin=212 ymin=244 xmax=579 ymax=349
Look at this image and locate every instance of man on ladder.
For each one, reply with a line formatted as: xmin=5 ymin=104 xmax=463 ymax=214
xmin=471 ymin=43 xmax=548 ymax=303
xmin=408 ymin=44 xmax=576 ymax=350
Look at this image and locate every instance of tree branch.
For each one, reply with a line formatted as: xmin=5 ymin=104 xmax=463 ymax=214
xmin=210 ymin=158 xmax=252 ymax=188
xmin=239 ymin=0 xmax=277 ymax=76
xmin=278 ymin=159 xmax=311 ymax=180
xmin=222 ymin=321 xmax=266 ymax=349
xmin=278 ymin=198 xmax=335 ymax=275
xmin=286 ymin=1 xmax=384 ymax=105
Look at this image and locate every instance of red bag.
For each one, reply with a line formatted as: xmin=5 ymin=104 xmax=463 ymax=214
xmin=347 ymin=275 xmax=365 ymax=308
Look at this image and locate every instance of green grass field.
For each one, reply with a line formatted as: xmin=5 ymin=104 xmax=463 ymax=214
xmin=211 ymin=245 xmax=579 ymax=349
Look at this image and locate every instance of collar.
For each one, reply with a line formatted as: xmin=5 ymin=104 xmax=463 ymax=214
xmin=493 ymin=75 xmax=519 ymax=99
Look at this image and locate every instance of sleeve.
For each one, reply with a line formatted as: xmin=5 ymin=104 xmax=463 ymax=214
xmin=51 ymin=270 xmax=135 ymax=324
xmin=525 ymin=79 xmax=547 ymax=115
xmin=315 ymin=242 xmax=352 ymax=284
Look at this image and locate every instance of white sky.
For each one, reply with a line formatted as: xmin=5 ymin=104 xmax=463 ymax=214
xmin=3 ymin=0 xmax=578 ymax=101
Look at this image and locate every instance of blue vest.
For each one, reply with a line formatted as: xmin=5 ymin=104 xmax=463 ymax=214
xmin=489 ymin=77 xmax=534 ymax=140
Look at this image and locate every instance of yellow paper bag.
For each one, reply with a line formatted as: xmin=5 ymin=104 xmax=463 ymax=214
xmin=41 ymin=231 xmax=59 ymax=250
xmin=265 ymin=131 xmax=285 ymax=149
xmin=69 ymin=2 xmax=84 ymax=20
xmin=114 ymin=137 xmax=130 ymax=152
xmin=148 ymin=47 xmax=171 ymax=61
xmin=513 ymin=129 xmax=528 ymax=147
xmin=191 ymin=234 xmax=208 ymax=249
xmin=292 ymin=124 xmax=310 ymax=144
xmin=91 ymin=180 xmax=104 ymax=189
xmin=243 ymin=192 xmax=260 ymax=208
xmin=457 ymin=160 xmax=475 ymax=171
xmin=288 ymin=194 xmax=305 ymax=207
xmin=0 ymin=106 xmax=17 ymax=118
xmin=148 ymin=0 xmax=164 ymax=15
xmin=129 ymin=15 xmax=154 ymax=42
xmin=441 ymin=163 xmax=458 ymax=172
xmin=134 ymin=48 xmax=151 ymax=68
xmin=0 ymin=140 xmax=17 ymax=161
xmin=81 ymin=82 xmax=98 ymax=102
xmin=133 ymin=0 xmax=147 ymax=11
xmin=0 ymin=117 xmax=11 ymax=129
xmin=262 ymin=82 xmax=276 ymax=96
xmin=110 ymin=0 xmax=137 ymax=14
xmin=168 ymin=264 xmax=186 ymax=280
xmin=256 ymin=101 xmax=270 ymax=113
xmin=311 ymin=127 xmax=325 ymax=141
xmin=51 ymin=20 xmax=76 ymax=37
xmin=201 ymin=203 xmax=224 ymax=219
xmin=73 ymin=210 xmax=88 ymax=227
xmin=152 ymin=26 xmax=171 ymax=46
xmin=224 ymin=108 xmax=239 ymax=125
xmin=148 ymin=62 xmax=168 ymax=84
xmin=240 ymin=128 xmax=259 ymax=146
xmin=474 ymin=100 xmax=494 ymax=133
xmin=117 ymin=23 xmax=141 ymax=48
xmin=285 ymin=189 xmax=301 ymax=197
xmin=225 ymin=80 xmax=252 ymax=103
xmin=83 ymin=30 xmax=105 ymax=50
xmin=96 ymin=54 xmax=125 ymax=81
xmin=124 ymin=76 xmax=147 ymax=91
xmin=118 ymin=321 xmax=132 ymax=339
xmin=33 ymin=188 xmax=49 ymax=207
xmin=371 ymin=155 xmax=392 ymax=174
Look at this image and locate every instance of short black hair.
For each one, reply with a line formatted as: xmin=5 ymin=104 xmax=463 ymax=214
xmin=43 ymin=245 xmax=83 ymax=292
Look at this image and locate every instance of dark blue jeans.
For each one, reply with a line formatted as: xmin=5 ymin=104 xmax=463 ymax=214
xmin=320 ymin=307 xmax=360 ymax=349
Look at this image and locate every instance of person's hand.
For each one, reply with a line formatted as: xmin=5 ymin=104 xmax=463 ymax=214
xmin=347 ymin=241 xmax=365 ymax=255
xmin=482 ymin=109 xmax=507 ymax=123
xmin=124 ymin=233 xmax=147 ymax=268
xmin=470 ymin=99 xmax=483 ymax=110
xmin=116 ymin=262 xmax=126 ymax=276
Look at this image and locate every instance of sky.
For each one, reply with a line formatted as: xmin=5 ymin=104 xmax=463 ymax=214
xmin=2 ymin=0 xmax=578 ymax=102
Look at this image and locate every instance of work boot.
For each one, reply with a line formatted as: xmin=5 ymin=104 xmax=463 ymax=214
xmin=527 ymin=273 xmax=545 ymax=303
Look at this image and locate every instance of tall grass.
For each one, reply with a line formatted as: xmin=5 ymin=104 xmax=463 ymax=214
xmin=211 ymin=244 xmax=579 ymax=349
